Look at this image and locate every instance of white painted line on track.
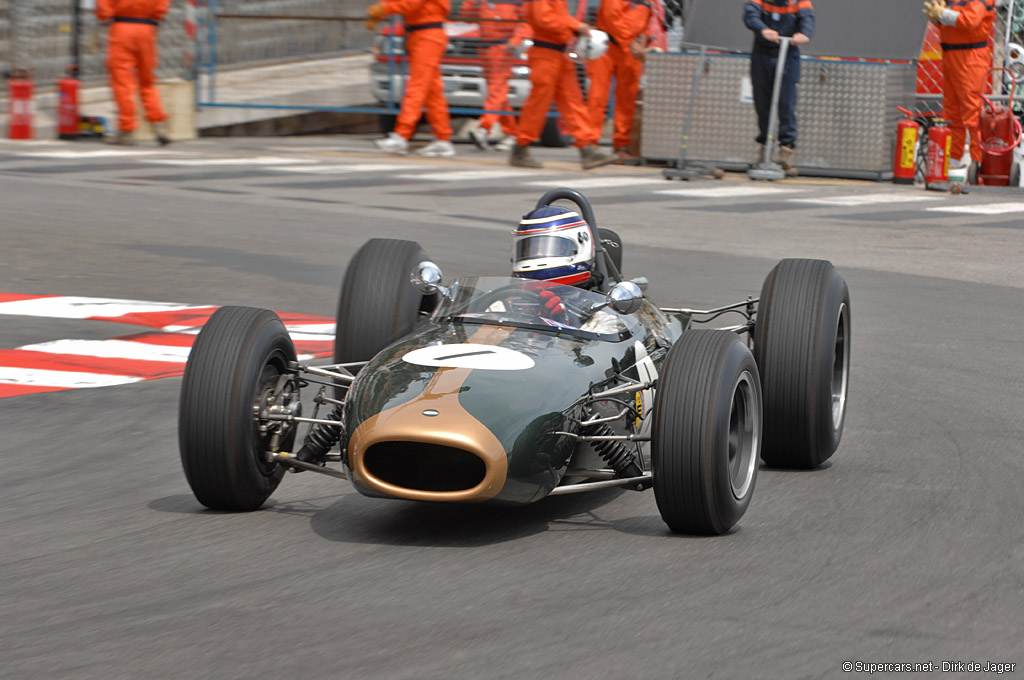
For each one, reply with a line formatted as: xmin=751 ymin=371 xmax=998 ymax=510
xmin=286 ymin=323 xmax=337 ymax=335
xmin=145 ymin=156 xmax=318 ymax=166
xmin=18 ymin=339 xmax=192 ymax=363
xmin=523 ymin=176 xmax=665 ymax=189
xmin=656 ymin=186 xmax=805 ymax=198
xmin=276 ymin=163 xmax=410 ymax=174
xmin=0 ymin=297 xmax=204 ymax=320
xmin=0 ymin=367 xmax=141 ymax=389
xmin=395 ymin=169 xmax=544 ymax=181
xmin=789 ymin=192 xmax=941 ymax=206
xmin=10 ymin=149 xmax=184 ymax=159
xmin=926 ymin=202 xmax=1024 ymax=215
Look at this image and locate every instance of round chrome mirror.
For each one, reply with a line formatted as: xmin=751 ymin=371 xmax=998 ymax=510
xmin=411 ymin=261 xmax=443 ymax=294
xmin=607 ymin=280 xmax=643 ymax=315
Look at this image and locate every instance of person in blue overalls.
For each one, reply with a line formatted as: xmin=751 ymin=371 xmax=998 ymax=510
xmin=743 ymin=0 xmax=815 ymax=171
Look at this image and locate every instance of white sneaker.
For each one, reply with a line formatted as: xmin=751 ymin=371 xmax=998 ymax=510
xmin=417 ymin=140 xmax=456 ymax=158
xmin=374 ymin=132 xmax=408 ymax=155
xmin=492 ymin=135 xmax=515 ymax=152
xmin=468 ymin=126 xmax=490 ymax=150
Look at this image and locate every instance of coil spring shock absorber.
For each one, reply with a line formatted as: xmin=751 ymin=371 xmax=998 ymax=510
xmin=588 ymin=422 xmax=643 ymax=477
xmin=295 ymin=402 xmax=343 ymax=465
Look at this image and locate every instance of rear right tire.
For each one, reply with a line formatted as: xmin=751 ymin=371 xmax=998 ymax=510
xmin=334 ymin=238 xmax=435 ymax=364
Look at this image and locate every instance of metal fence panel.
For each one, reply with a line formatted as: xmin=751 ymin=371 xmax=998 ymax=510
xmin=1 ymin=0 xmax=193 ymax=88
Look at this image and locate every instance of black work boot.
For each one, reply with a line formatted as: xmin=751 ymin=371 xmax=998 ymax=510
xmin=510 ymin=144 xmax=543 ymax=168
xmin=579 ymin=144 xmax=615 ymax=170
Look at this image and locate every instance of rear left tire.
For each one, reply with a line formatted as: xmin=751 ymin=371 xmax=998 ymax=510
xmin=754 ymin=258 xmax=851 ymax=468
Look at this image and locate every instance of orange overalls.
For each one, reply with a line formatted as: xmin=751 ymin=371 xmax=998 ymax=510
xmin=462 ymin=0 xmax=532 ymax=136
xmin=380 ymin=0 xmax=452 ymax=141
xmin=587 ymin=0 xmax=650 ymax=151
xmin=515 ymin=0 xmax=600 ymax=149
xmin=937 ymin=0 xmax=996 ymax=163
xmin=96 ymin=0 xmax=170 ymax=133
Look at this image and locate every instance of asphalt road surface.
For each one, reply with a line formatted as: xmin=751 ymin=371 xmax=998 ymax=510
xmin=2 ymin=136 xmax=1022 ymax=679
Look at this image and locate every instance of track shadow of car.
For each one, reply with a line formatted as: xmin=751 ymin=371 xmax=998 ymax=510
xmin=304 ymin=487 xmax=646 ymax=547
xmin=149 ymin=492 xmax=744 ymax=541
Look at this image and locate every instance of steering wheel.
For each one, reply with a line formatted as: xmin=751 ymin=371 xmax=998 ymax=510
xmin=473 ymin=284 xmax=572 ymax=325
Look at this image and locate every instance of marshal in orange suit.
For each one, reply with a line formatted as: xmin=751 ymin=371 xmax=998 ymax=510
xmin=368 ymin=0 xmax=455 ymax=157
xmin=509 ymin=0 xmax=614 ymax=169
xmin=587 ymin=0 xmax=650 ymax=163
xmin=462 ymin=0 xmax=532 ymax=150
xmin=96 ymin=0 xmax=170 ymax=145
xmin=923 ymin=0 xmax=996 ymax=168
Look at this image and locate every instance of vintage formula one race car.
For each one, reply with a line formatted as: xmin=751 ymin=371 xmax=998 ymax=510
xmin=178 ymin=189 xmax=851 ymax=535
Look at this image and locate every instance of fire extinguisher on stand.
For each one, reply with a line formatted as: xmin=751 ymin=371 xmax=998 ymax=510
xmin=57 ymin=65 xmax=80 ymax=140
xmin=894 ymin=106 xmax=921 ymax=184
xmin=6 ymin=68 xmax=35 ymax=140
xmin=925 ymin=118 xmax=952 ymax=187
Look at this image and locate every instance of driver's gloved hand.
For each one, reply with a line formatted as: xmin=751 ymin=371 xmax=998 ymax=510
xmin=538 ymin=289 xmax=566 ymax=319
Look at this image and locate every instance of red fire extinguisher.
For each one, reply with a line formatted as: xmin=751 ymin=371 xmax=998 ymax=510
xmin=57 ymin=65 xmax=80 ymax=140
xmin=977 ymin=67 xmax=1023 ymax=186
xmin=894 ymin=106 xmax=920 ymax=185
xmin=925 ymin=119 xmax=951 ymax=185
xmin=6 ymin=68 xmax=34 ymax=140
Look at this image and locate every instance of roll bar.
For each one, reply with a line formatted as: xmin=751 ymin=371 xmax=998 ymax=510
xmin=534 ymin=188 xmax=619 ymax=293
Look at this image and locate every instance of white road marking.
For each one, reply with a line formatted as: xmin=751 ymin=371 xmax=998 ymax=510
xmin=18 ymin=339 xmax=192 ymax=363
xmin=0 ymin=297 xmax=204 ymax=320
xmin=789 ymin=192 xmax=941 ymax=206
xmin=395 ymin=169 xmax=542 ymax=181
xmin=926 ymin=202 xmax=1024 ymax=215
xmin=0 ymin=367 xmax=141 ymax=389
xmin=10 ymin=149 xmax=183 ymax=159
xmin=656 ymin=186 xmax=804 ymax=198
xmin=284 ymin=323 xmax=336 ymax=335
xmin=276 ymin=163 xmax=410 ymax=174
xmin=145 ymin=156 xmax=318 ymax=166
xmin=523 ymin=176 xmax=665 ymax=189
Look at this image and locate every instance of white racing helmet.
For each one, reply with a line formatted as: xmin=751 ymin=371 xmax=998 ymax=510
xmin=567 ymin=29 xmax=609 ymax=64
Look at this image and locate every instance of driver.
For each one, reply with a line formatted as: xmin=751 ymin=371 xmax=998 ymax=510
xmin=509 ymin=206 xmax=622 ymax=334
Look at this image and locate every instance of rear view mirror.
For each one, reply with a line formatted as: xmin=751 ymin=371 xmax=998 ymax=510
xmin=411 ymin=261 xmax=444 ymax=294
xmin=607 ymin=280 xmax=643 ymax=315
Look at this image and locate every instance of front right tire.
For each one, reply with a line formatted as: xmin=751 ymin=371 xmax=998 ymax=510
xmin=179 ymin=306 xmax=297 ymax=511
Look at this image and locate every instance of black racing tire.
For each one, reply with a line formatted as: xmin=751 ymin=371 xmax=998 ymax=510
xmin=754 ymin=258 xmax=851 ymax=469
xmin=597 ymin=227 xmax=623 ymax=277
xmin=652 ymin=330 xmax=762 ymax=535
xmin=179 ymin=306 xmax=297 ymax=511
xmin=334 ymin=238 xmax=435 ymax=365
xmin=1010 ymin=162 xmax=1020 ymax=187
xmin=540 ymin=116 xmax=573 ymax=148
xmin=968 ymin=160 xmax=979 ymax=186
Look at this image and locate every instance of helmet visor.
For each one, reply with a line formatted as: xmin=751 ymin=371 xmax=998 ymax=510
xmin=515 ymin=235 xmax=578 ymax=261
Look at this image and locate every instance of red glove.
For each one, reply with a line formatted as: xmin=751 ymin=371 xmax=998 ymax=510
xmin=538 ymin=289 xmax=566 ymax=319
